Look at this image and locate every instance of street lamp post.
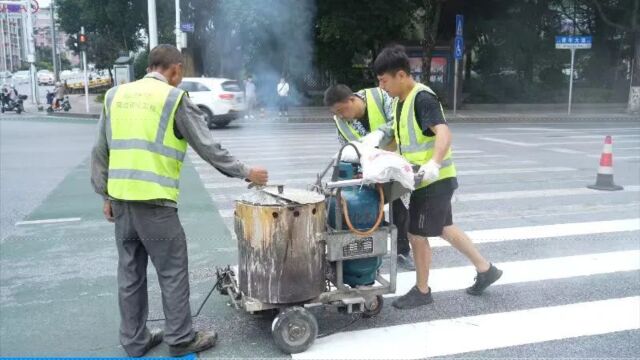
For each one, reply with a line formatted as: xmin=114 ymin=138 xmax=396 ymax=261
xmin=148 ymin=0 xmax=158 ymax=49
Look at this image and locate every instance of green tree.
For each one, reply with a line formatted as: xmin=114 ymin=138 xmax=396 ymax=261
xmin=584 ymin=0 xmax=640 ymax=112
xmin=315 ymin=0 xmax=417 ymax=85
xmin=56 ymin=0 xmax=147 ymax=75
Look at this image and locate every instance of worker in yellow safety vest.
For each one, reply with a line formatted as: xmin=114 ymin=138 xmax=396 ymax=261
xmin=91 ymin=45 xmax=268 ymax=357
xmin=368 ymin=45 xmax=503 ymax=310
xmin=323 ymin=84 xmax=416 ymax=271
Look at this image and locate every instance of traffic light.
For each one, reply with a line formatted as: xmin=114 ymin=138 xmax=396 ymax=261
xmin=78 ymin=33 xmax=88 ymax=51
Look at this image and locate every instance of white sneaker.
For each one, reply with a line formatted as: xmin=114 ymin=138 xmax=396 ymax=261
xmin=278 ymin=112 xmax=282 ymax=116
xmin=244 ymin=115 xmax=249 ymax=120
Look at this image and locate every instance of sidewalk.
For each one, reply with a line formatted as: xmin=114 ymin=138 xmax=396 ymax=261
xmin=22 ymin=94 xmax=102 ymax=119
xmin=24 ymin=98 xmax=639 ymax=123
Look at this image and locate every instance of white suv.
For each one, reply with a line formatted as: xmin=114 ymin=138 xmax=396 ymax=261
xmin=178 ymin=77 xmax=246 ymax=128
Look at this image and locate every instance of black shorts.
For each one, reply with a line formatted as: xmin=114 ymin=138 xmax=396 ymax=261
xmin=408 ymin=190 xmax=454 ymax=237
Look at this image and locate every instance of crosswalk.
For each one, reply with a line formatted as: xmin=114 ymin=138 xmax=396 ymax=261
xmin=191 ymin=122 xmax=640 ymax=358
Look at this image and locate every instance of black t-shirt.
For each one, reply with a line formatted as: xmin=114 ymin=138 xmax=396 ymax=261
xmin=396 ymin=90 xmax=458 ymax=196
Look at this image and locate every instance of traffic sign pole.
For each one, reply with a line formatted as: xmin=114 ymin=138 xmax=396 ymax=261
xmin=568 ymin=48 xmax=575 ymax=115
xmin=453 ymin=58 xmax=458 ymax=116
xmin=555 ymin=36 xmax=591 ymax=115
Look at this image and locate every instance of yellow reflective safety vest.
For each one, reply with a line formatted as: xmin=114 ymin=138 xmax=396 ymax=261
xmin=392 ymin=83 xmax=456 ymax=190
xmin=334 ymin=87 xmax=388 ymax=141
xmin=105 ymin=77 xmax=187 ymax=201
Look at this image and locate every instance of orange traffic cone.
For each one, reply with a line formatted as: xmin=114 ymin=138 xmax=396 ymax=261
xmin=588 ymin=135 xmax=623 ymax=191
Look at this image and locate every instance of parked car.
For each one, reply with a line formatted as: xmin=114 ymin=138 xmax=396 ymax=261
xmin=178 ymin=77 xmax=246 ymax=128
xmin=12 ymin=70 xmax=30 ymax=84
xmin=37 ymin=70 xmax=55 ymax=85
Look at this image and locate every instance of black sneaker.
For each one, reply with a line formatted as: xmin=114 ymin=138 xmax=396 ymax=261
xmin=397 ymin=253 xmax=416 ymax=271
xmin=392 ymin=286 xmax=433 ymax=310
xmin=169 ymin=330 xmax=218 ymax=357
xmin=466 ymin=263 xmax=503 ymax=296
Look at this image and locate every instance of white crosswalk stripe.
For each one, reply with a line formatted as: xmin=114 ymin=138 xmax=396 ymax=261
xmin=293 ymin=297 xmax=640 ymax=359
xmin=190 ymin=123 xmax=640 ymax=358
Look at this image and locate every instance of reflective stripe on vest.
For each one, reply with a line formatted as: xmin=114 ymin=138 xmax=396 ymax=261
xmin=394 ymin=84 xmax=456 ymax=189
xmin=106 ymin=78 xmax=187 ymax=201
xmin=364 ymin=87 xmax=387 ymax=131
xmin=334 ymin=116 xmax=361 ymax=141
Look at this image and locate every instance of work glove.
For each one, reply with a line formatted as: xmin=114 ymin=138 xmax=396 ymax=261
xmin=360 ymin=130 xmax=385 ymax=148
xmin=418 ymin=159 xmax=441 ymax=183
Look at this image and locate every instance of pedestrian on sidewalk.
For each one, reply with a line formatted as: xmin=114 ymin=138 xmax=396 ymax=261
xmin=370 ymin=45 xmax=503 ymax=309
xmin=277 ymin=77 xmax=290 ymax=116
xmin=91 ymin=44 xmax=269 ymax=357
xmin=244 ymin=75 xmax=257 ymax=119
xmin=324 ymin=83 xmax=416 ymax=271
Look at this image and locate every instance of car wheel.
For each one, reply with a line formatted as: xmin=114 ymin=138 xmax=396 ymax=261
xmin=198 ymin=106 xmax=215 ymax=129
xmin=213 ymin=119 xmax=231 ymax=128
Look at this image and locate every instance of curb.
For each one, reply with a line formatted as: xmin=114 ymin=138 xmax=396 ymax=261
xmin=46 ymin=112 xmax=100 ymax=119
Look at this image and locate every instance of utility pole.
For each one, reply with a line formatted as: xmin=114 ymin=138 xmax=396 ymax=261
xmin=50 ymin=0 xmax=58 ymax=81
xmin=175 ymin=0 xmax=180 ymax=48
xmin=80 ymin=25 xmax=89 ymax=113
xmin=148 ymin=0 xmax=158 ymax=49
xmin=24 ymin=0 xmax=38 ymax=105
xmin=1 ymin=9 xmax=7 ymax=72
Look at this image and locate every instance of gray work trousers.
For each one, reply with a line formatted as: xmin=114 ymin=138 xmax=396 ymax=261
xmin=112 ymin=201 xmax=195 ymax=356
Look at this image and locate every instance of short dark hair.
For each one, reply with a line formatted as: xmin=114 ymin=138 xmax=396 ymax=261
xmin=148 ymin=44 xmax=183 ymax=70
xmin=373 ymin=45 xmax=411 ymax=76
xmin=323 ymin=84 xmax=354 ymax=107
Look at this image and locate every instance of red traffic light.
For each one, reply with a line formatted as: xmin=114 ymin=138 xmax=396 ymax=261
xmin=79 ymin=34 xmax=87 ymax=43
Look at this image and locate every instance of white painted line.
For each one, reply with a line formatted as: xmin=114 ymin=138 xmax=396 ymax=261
xmin=617 ymin=146 xmax=640 ymax=150
xmin=566 ymin=134 xmax=640 ymax=139
xmin=452 ymin=150 xmax=484 ymax=154
xmin=478 ymin=137 xmax=535 ymax=147
xmin=588 ymin=155 xmax=640 ymax=160
xmin=504 ymin=127 xmax=565 ymax=131
xmin=239 ymin=155 xmax=332 ymax=163
xmin=537 ymin=139 xmax=640 ymax=146
xmin=15 ymin=217 xmax=82 ymax=226
xmin=294 ymin=296 xmax=640 ymax=359
xmin=384 ymin=250 xmax=640 ymax=298
xmin=548 ymin=147 xmax=586 ymax=154
xmin=429 ymin=218 xmax=640 ymax=248
xmin=458 ymin=167 xmax=575 ymax=176
xmin=219 ymin=209 xmax=235 ymax=218
xmin=205 ymin=178 xmax=315 ymax=190
xmin=454 ymin=154 xmax=507 ymax=159
xmin=456 ymin=185 xmax=640 ymax=202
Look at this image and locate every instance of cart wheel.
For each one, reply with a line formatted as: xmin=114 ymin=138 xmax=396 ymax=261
xmin=271 ymin=307 xmax=318 ymax=354
xmin=362 ymin=295 xmax=384 ymax=318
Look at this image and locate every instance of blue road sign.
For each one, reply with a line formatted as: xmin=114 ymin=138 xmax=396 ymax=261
xmin=555 ymin=35 xmax=592 ymax=49
xmin=180 ymin=23 xmax=195 ymax=33
xmin=7 ymin=4 xmax=21 ymax=13
xmin=456 ymin=15 xmax=464 ymax=37
xmin=454 ymin=36 xmax=464 ymax=60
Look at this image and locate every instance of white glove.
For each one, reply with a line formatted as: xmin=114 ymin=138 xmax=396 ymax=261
xmin=360 ymin=130 xmax=385 ymax=148
xmin=418 ymin=160 xmax=441 ymax=183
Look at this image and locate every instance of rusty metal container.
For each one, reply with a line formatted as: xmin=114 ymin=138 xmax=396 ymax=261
xmin=234 ymin=187 xmax=326 ymax=304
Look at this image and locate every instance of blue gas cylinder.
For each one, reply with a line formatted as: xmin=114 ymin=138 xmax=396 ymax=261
xmin=328 ymin=162 xmax=383 ymax=287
